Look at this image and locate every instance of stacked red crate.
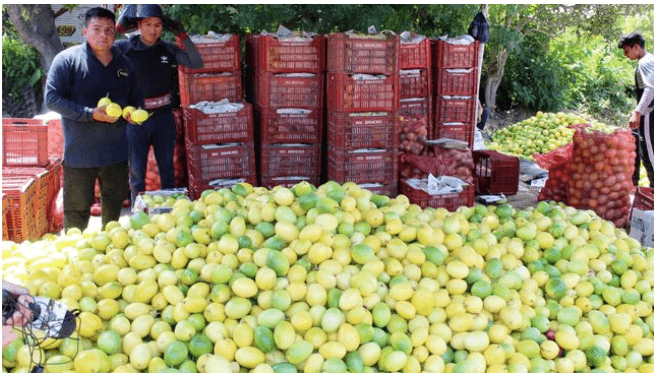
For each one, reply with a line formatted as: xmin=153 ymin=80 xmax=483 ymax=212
xmin=431 ymin=39 xmax=480 ymax=147
xmin=2 ymin=118 xmax=63 ymax=240
xmin=246 ymin=34 xmax=326 ymax=188
xmin=178 ymin=34 xmax=257 ymax=199
xmin=326 ymin=33 xmax=400 ymax=197
xmin=399 ymin=35 xmax=432 ymax=139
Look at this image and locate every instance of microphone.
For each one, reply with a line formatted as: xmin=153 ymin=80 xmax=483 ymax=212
xmin=2 ymin=289 xmax=77 ymax=339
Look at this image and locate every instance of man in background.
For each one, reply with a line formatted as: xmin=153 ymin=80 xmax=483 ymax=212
xmin=619 ymin=32 xmax=654 ymax=187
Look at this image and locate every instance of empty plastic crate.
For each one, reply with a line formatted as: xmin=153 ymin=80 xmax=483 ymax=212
xmin=2 ymin=177 xmax=37 ymax=242
xmin=473 ymin=150 xmax=520 ymax=195
xmin=2 ymin=118 xmax=49 ymax=167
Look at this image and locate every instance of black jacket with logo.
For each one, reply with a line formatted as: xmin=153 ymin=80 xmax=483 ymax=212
xmin=115 ymin=34 xmax=203 ymax=110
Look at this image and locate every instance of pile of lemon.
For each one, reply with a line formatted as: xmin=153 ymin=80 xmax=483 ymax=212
xmin=2 ymin=181 xmax=654 ymax=373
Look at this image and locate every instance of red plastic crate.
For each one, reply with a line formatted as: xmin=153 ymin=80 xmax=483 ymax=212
xmin=2 ymin=119 xmax=49 ymax=167
xmin=399 ymin=180 xmax=475 ymax=211
xmin=254 ymin=71 xmax=324 ymax=109
xmin=2 ymin=177 xmax=38 ymax=242
xmin=328 ymin=147 xmax=398 ymax=185
xmin=362 ymin=182 xmax=398 ymax=197
xmin=434 ymin=96 xmax=476 ymax=124
xmin=399 ymin=38 xmax=431 ymax=69
xmin=327 ymin=33 xmax=399 ymax=75
xmin=435 ymin=68 xmax=478 ymax=97
xmin=633 ymin=187 xmax=654 ymax=211
xmin=473 ymin=150 xmax=520 ymax=195
xmin=178 ymin=34 xmax=241 ymax=73
xmin=186 ymin=141 xmax=256 ymax=181
xmin=178 ymin=70 xmax=243 ymax=105
xmin=431 ymin=39 xmax=479 ymax=69
xmin=400 ymin=68 xmax=432 ymax=98
xmin=327 ymin=72 xmax=399 ymax=112
xmin=327 ymin=111 xmax=398 ymax=150
xmin=257 ymin=107 xmax=323 ymax=144
xmin=259 ymin=143 xmax=322 ymax=179
xmin=246 ymin=34 xmax=326 ymax=73
xmin=182 ymin=103 xmax=253 ymax=145
xmin=188 ymin=175 xmax=258 ymax=201
xmin=260 ymin=176 xmax=320 ymax=189
xmin=3 ymin=167 xmax=51 ymax=236
xmin=434 ymin=122 xmax=475 ymax=148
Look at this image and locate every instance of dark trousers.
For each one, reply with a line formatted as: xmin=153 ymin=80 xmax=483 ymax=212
xmin=632 ymin=111 xmax=654 ymax=187
xmin=126 ymin=110 xmax=176 ymax=197
xmin=63 ymin=161 xmax=129 ymax=231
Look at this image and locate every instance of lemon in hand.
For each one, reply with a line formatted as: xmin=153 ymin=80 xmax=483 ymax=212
xmin=122 ymin=106 xmax=135 ymax=119
xmin=97 ymin=93 xmax=112 ymax=107
xmin=105 ymin=103 xmax=122 ymax=118
xmin=131 ymin=108 xmax=149 ymax=124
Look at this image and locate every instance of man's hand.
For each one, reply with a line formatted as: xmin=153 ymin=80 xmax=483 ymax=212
xmin=92 ymin=107 xmax=119 ymax=123
xmin=2 ymin=280 xmax=33 ymax=328
xmin=123 ymin=111 xmax=141 ymax=126
xmin=3 ymin=326 xmax=18 ymax=347
xmin=629 ymin=111 xmax=642 ymax=129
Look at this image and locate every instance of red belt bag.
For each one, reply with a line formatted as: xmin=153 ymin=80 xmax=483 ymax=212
xmin=144 ymin=93 xmax=172 ymax=110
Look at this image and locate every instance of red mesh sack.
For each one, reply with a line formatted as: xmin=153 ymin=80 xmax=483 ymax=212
xmin=567 ymin=126 xmax=636 ymax=228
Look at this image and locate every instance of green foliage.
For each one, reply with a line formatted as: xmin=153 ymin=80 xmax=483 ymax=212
xmin=549 ymin=33 xmax=635 ymax=125
xmin=496 ymin=34 xmax=569 ymax=112
xmin=2 ymin=35 xmax=45 ymax=104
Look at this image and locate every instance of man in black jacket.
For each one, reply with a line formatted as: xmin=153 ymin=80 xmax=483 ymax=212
xmin=46 ymin=7 xmax=143 ymax=230
xmin=115 ymin=4 xmax=203 ymax=201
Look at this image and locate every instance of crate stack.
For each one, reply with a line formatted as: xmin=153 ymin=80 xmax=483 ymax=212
xmin=398 ymin=34 xmax=432 ymax=140
xmin=2 ymin=118 xmax=62 ymax=241
xmin=178 ymin=34 xmax=257 ymax=200
xmin=246 ymin=33 xmax=326 ymax=188
xmin=431 ymin=38 xmax=480 ymax=147
xmin=326 ymin=33 xmax=400 ymax=196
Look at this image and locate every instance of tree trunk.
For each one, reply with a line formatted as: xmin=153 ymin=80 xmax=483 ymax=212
xmin=6 ymin=4 xmax=64 ymax=114
xmin=6 ymin=4 xmax=64 ymax=75
xmin=484 ymin=47 xmax=508 ymax=114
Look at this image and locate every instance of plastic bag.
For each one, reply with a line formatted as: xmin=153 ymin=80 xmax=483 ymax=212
xmin=468 ymin=12 xmax=490 ymax=43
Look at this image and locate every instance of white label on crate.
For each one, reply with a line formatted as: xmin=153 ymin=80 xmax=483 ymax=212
xmin=629 ymin=208 xmax=654 ymax=247
xmin=202 ymin=143 xmax=243 ymax=150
